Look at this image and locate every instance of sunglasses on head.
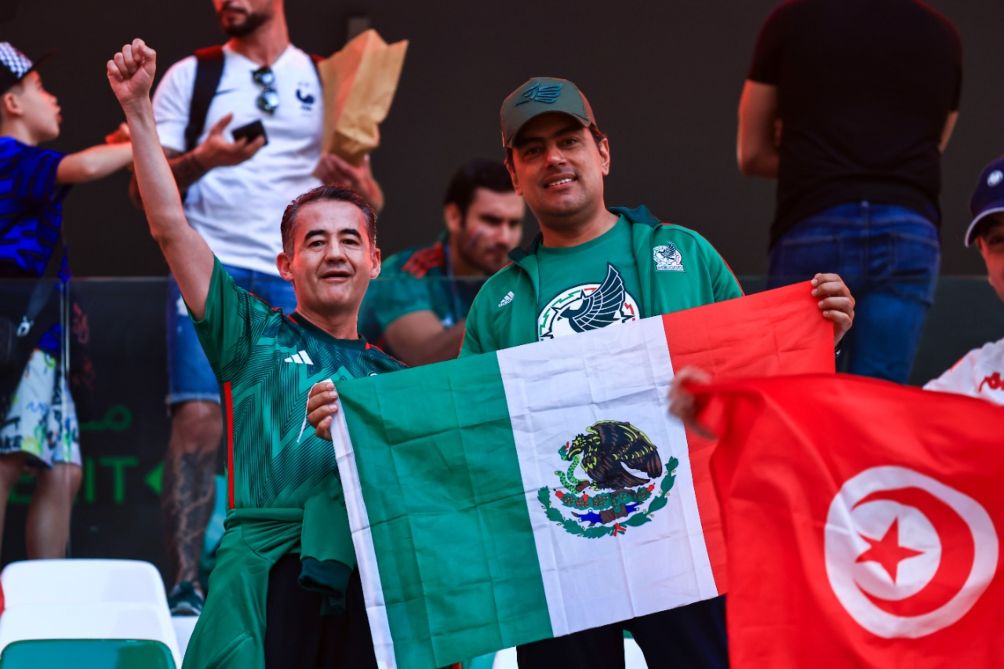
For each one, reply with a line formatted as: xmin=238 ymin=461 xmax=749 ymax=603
xmin=252 ymin=66 xmax=279 ymax=114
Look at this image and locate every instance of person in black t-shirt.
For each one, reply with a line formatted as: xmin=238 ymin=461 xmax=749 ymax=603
xmin=737 ymin=0 xmax=961 ymax=383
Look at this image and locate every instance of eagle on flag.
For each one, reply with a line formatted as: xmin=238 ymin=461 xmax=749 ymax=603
xmin=559 ymin=420 xmax=664 ymax=491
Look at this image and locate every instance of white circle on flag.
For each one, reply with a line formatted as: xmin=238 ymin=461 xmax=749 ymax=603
xmin=824 ymin=466 xmax=998 ymax=638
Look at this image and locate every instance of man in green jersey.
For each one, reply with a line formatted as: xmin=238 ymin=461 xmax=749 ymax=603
xmin=310 ymin=76 xmax=855 ymax=668
xmin=108 ymin=39 xmax=398 ymax=669
xmin=359 ymin=159 xmax=524 ymax=365
xmin=464 ymin=76 xmax=854 ymax=669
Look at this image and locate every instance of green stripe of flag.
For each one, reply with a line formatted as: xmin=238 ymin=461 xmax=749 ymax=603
xmin=338 ymin=353 xmax=552 ymax=667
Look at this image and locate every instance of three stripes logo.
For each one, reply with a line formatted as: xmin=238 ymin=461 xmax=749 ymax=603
xmin=283 ymin=350 xmax=314 ymax=365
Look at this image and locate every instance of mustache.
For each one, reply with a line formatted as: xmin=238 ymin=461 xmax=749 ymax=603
xmin=218 ymin=2 xmax=248 ymax=16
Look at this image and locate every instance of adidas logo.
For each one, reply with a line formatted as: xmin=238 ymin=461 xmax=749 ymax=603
xmin=283 ymin=350 xmax=314 ymax=365
xmin=498 ymin=291 xmax=515 ymax=308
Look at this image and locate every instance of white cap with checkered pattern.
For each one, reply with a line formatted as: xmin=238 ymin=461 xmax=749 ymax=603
xmin=0 ymin=42 xmax=33 ymax=81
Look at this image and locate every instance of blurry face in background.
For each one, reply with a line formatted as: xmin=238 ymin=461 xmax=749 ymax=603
xmin=445 ymin=188 xmax=525 ymax=276
xmin=977 ymin=216 xmax=1004 ymax=302
xmin=2 ymin=72 xmax=61 ymax=143
xmin=213 ymin=0 xmax=275 ymax=37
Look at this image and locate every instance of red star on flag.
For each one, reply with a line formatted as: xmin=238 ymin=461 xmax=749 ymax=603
xmin=855 ymin=517 xmax=925 ymax=583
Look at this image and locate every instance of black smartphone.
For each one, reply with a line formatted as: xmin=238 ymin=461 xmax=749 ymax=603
xmin=231 ymin=119 xmax=268 ymax=146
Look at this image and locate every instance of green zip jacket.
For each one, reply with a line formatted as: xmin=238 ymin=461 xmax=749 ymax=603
xmin=460 ymin=205 xmax=743 ymax=356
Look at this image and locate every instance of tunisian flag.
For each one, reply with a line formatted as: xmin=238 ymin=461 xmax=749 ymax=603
xmin=695 ymin=375 xmax=1004 ymax=668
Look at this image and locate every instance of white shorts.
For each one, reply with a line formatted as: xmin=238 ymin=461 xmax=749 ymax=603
xmin=0 ymin=349 xmax=81 ymax=467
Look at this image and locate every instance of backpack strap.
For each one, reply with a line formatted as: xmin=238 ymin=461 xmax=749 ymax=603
xmin=184 ymin=47 xmax=321 ymax=153
xmin=184 ymin=45 xmax=226 ymax=153
xmin=309 ymin=52 xmax=323 ymax=86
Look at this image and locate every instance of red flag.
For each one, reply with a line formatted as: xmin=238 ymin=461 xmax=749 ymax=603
xmin=665 ymin=281 xmax=835 ymax=591
xmin=696 ymin=375 xmax=1004 ymax=668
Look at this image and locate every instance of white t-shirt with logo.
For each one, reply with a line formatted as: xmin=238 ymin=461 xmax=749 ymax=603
xmin=153 ymin=45 xmax=324 ymax=275
xmin=924 ymin=337 xmax=1004 ymax=406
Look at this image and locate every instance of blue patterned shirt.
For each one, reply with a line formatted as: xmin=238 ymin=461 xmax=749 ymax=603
xmin=0 ymin=137 xmax=68 ymax=278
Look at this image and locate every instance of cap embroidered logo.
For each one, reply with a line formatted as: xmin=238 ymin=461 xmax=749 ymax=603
xmin=516 ymin=82 xmax=562 ymax=106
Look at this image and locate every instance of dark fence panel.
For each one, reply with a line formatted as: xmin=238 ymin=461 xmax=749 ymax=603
xmin=1 ymin=276 xmax=1000 ymax=581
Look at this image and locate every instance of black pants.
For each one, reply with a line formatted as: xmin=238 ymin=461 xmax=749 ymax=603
xmin=264 ymin=555 xmax=377 ymax=669
xmin=515 ymin=596 xmax=728 ymax=669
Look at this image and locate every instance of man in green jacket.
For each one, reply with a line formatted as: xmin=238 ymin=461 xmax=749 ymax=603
xmin=468 ymin=76 xmax=853 ymax=668
xmin=459 ymin=76 xmax=849 ymax=667
xmin=108 ymin=39 xmax=400 ymax=669
xmin=309 ymin=77 xmax=855 ymax=668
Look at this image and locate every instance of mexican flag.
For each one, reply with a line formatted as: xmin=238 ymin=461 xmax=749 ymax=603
xmin=696 ymin=375 xmax=1004 ymax=667
xmin=332 ymin=283 xmax=833 ymax=669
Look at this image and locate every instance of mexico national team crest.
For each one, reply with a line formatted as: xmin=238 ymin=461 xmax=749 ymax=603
xmin=653 ymin=243 xmax=684 ymax=271
xmin=537 ymin=264 xmax=639 ymax=340
xmin=537 ymin=421 xmax=678 ymax=538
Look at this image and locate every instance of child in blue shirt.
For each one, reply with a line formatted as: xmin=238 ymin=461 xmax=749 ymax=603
xmin=0 ymin=42 xmax=132 ymax=559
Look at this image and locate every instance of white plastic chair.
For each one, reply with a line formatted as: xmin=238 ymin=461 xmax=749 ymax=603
xmin=0 ymin=603 xmax=181 ymax=668
xmin=0 ymin=559 xmax=168 ymax=609
xmin=489 ymin=638 xmax=648 ymax=668
xmin=0 ymin=560 xmax=181 ymax=668
xmin=171 ymin=616 xmax=198 ymax=660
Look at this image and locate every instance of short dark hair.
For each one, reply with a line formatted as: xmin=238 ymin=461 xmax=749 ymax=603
xmin=280 ymin=186 xmax=377 ymax=255
xmin=443 ymin=159 xmax=515 ymax=219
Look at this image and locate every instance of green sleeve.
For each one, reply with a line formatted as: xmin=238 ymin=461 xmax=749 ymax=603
xmin=459 ymin=321 xmax=481 ymax=357
xmin=700 ymin=238 xmax=744 ymax=302
xmin=299 ymin=476 xmax=356 ymax=614
xmin=458 ymin=298 xmax=487 ymax=358
xmin=191 ymin=257 xmax=267 ymax=374
xmin=300 ymin=476 xmax=356 ymax=568
xmin=367 ymin=274 xmax=435 ymax=332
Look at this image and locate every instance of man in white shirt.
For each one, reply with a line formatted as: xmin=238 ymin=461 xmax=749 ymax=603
xmin=138 ymin=0 xmax=384 ymax=614
xmin=925 ymin=156 xmax=1004 ymax=405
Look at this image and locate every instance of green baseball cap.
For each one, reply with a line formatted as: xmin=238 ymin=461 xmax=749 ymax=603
xmin=499 ymin=77 xmax=598 ymax=148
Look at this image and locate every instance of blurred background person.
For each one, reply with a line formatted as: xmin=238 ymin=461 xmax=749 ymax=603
xmin=360 ymin=159 xmax=523 ymax=365
xmin=0 ymin=42 xmax=132 ymax=559
xmin=737 ymin=0 xmax=961 ymax=382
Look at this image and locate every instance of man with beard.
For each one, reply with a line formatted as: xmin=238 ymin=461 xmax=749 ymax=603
xmin=143 ymin=0 xmax=385 ymax=615
xmin=359 ymin=159 xmax=524 ymax=365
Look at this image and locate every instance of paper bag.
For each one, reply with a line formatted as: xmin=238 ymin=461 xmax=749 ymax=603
xmin=317 ymin=29 xmax=408 ymax=165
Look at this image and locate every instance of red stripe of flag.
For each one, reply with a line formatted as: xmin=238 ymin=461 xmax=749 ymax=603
xmin=223 ymin=380 xmax=235 ymax=509
xmin=660 ymin=281 xmax=834 ymax=591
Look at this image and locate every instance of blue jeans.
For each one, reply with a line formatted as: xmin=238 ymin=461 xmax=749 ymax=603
xmin=768 ymin=202 xmax=940 ymax=383
xmin=166 ymin=264 xmax=297 ymax=405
